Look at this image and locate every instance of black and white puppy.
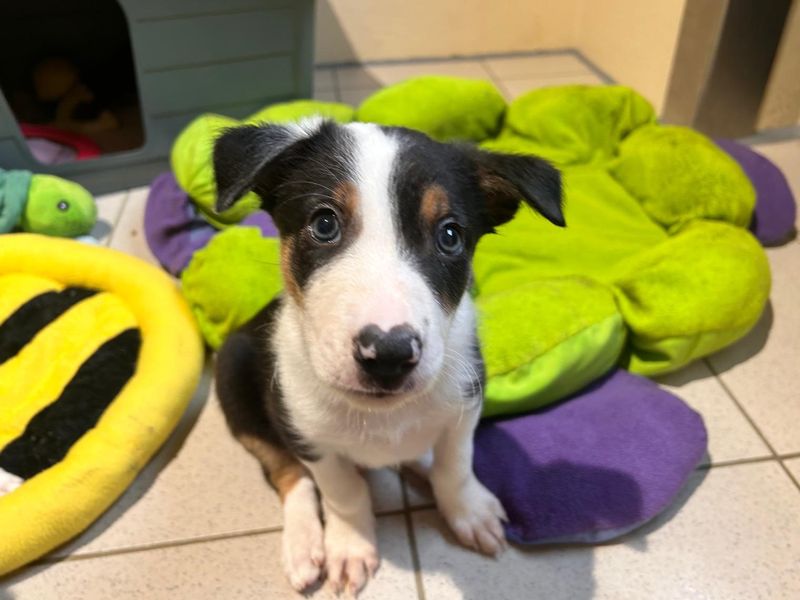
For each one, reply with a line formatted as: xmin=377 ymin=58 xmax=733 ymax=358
xmin=213 ymin=119 xmax=563 ymax=596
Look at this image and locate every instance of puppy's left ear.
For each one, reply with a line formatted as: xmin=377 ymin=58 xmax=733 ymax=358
xmin=213 ymin=120 xmax=324 ymax=213
xmin=467 ymin=148 xmax=564 ymax=230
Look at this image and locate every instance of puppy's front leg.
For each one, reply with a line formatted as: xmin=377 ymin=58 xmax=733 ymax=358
xmin=429 ymin=406 xmax=508 ymax=555
xmin=305 ymin=453 xmax=379 ymax=596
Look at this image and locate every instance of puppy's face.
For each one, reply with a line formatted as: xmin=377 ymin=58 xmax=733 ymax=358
xmin=214 ymin=120 xmax=563 ymax=403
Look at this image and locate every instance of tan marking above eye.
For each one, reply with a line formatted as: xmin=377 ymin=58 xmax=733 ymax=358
xmin=420 ymin=184 xmax=450 ymax=226
xmin=333 ymin=181 xmax=360 ymax=220
xmin=280 ymin=237 xmax=303 ymax=305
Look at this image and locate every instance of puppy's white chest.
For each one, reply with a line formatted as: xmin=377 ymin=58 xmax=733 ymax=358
xmin=339 ymin=414 xmax=446 ymax=468
xmin=295 ymin=398 xmax=450 ymax=469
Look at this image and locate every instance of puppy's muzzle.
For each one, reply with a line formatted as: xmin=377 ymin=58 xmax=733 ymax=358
xmin=354 ymin=324 xmax=421 ymax=391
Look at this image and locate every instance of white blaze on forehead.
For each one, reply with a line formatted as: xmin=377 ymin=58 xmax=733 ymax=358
xmin=346 ymin=122 xmax=399 ymax=248
xmin=343 ymin=123 xmax=410 ymax=330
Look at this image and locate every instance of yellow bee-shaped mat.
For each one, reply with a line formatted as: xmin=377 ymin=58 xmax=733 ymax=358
xmin=0 ymin=234 xmax=203 ymax=575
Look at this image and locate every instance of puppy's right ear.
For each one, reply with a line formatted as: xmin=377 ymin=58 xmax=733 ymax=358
xmin=213 ymin=121 xmax=318 ymax=213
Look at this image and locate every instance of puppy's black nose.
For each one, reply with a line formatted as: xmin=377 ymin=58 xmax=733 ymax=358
xmin=354 ymin=324 xmax=422 ymax=389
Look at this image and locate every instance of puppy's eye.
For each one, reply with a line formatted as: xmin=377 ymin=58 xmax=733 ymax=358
xmin=309 ymin=208 xmax=341 ymax=243
xmin=436 ymin=220 xmax=464 ymax=255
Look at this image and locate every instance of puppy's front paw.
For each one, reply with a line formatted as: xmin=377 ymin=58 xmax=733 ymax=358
xmin=282 ymin=517 xmax=325 ymax=591
xmin=438 ymin=477 xmax=508 ymax=556
xmin=282 ymin=481 xmax=325 ymax=592
xmin=324 ymin=515 xmax=380 ymax=597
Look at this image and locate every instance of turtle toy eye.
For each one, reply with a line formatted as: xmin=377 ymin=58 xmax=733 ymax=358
xmin=309 ymin=208 xmax=341 ymax=243
xmin=436 ymin=220 xmax=464 ymax=255
xmin=57 ymin=200 xmax=70 ymax=211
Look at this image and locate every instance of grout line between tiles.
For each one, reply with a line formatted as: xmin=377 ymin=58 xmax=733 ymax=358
xmin=704 ymin=358 xmax=800 ymax=492
xmin=480 ymin=59 xmax=511 ymax=99
xmin=740 ymin=124 xmax=800 ymax=145
xmin=570 ymin=49 xmax=616 ymax=84
xmin=43 ymin=503 xmax=435 ymax=567
xmin=375 ymin=507 xmax=410 ymax=518
xmin=330 ymin=67 xmax=343 ymax=103
xmin=780 ymin=459 xmax=800 ymax=491
xmin=697 ymin=455 xmax=778 ymax=470
xmin=316 ymin=48 xmax=582 ymax=70
xmin=34 ymin=525 xmax=284 ymax=566
xmin=704 ymin=358 xmax=780 ymax=456
xmin=103 ymin=190 xmax=131 ymax=247
xmin=400 ymin=482 xmax=427 ymax=600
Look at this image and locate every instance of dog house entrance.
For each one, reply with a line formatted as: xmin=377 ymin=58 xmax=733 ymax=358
xmin=0 ymin=0 xmax=144 ymax=164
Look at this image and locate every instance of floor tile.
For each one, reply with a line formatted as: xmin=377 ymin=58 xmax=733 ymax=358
xmin=402 ymin=469 xmax=435 ymax=509
xmin=708 ymin=243 xmax=800 ymax=454
xmin=338 ymin=87 xmax=381 ymax=107
xmin=107 ymin=187 xmax=159 ymax=266
xmin=366 ymin=468 xmax=406 ymax=514
xmin=336 ymin=59 xmax=492 ymax=90
xmin=312 ymin=90 xmax=340 ymax=103
xmin=313 ymin=67 xmax=336 ymax=93
xmin=91 ymin=191 xmax=128 ymax=245
xmin=500 ymin=73 xmax=604 ymax=100
xmin=783 ymin=457 xmax=800 ymax=484
xmin=7 ymin=516 xmax=416 ymax=600
xmin=752 ymin=139 xmax=800 ymax=232
xmin=414 ymin=462 xmax=800 ymax=600
xmin=484 ymin=54 xmax=591 ymax=80
xmin=51 ymin=376 xmax=284 ymax=558
xmin=655 ymin=361 xmax=771 ymax=465
xmin=49 ymin=367 xmax=408 ymax=559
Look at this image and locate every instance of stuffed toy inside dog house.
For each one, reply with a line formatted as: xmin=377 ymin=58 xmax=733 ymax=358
xmin=0 ymin=0 xmax=315 ymax=194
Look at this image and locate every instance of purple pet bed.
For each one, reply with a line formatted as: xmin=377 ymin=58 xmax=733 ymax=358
xmin=716 ymin=138 xmax=797 ymax=245
xmin=475 ymin=369 xmax=707 ymax=544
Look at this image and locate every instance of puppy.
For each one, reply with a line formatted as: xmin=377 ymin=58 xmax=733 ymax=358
xmin=213 ymin=119 xmax=563 ymax=595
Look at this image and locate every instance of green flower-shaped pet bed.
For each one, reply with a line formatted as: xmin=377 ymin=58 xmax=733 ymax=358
xmin=139 ymin=78 xmax=784 ymax=548
xmin=162 ymin=79 xmax=771 ymax=418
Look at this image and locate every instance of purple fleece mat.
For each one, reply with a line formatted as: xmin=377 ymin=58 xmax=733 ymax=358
xmin=144 ymin=172 xmax=278 ymax=276
xmin=474 ymin=369 xmax=707 ymax=544
xmin=716 ymin=138 xmax=797 ymax=246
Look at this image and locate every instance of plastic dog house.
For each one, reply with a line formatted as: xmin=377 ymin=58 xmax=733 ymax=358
xmin=0 ymin=0 xmax=315 ymax=193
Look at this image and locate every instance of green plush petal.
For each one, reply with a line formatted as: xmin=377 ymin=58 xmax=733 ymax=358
xmin=473 ymin=169 xmax=666 ymax=290
xmin=610 ymin=124 xmax=756 ymax=229
xmin=478 ymin=131 xmax=574 ymax=167
xmin=502 ymin=85 xmax=656 ymax=167
xmin=483 ymin=313 xmax=625 ymax=417
xmin=477 ymin=277 xmax=625 ymax=416
xmin=357 ymin=76 xmax=506 ymax=142
xmin=611 ymin=220 xmax=770 ymax=375
xmin=181 ymin=227 xmax=282 ymax=349
xmin=246 ymin=100 xmax=355 ymax=125
xmin=171 ymin=113 xmax=261 ymax=227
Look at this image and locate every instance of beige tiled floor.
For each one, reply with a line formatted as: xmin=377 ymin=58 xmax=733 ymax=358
xmin=3 ymin=53 xmax=800 ymax=599
xmin=316 ymin=51 xmax=606 ymax=105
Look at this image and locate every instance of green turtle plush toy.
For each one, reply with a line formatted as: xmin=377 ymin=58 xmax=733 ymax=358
xmin=0 ymin=168 xmax=96 ymax=237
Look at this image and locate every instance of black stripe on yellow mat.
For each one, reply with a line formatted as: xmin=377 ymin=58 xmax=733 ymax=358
xmin=0 ymin=328 xmax=142 ymax=480
xmin=0 ymin=287 xmax=97 ymax=364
